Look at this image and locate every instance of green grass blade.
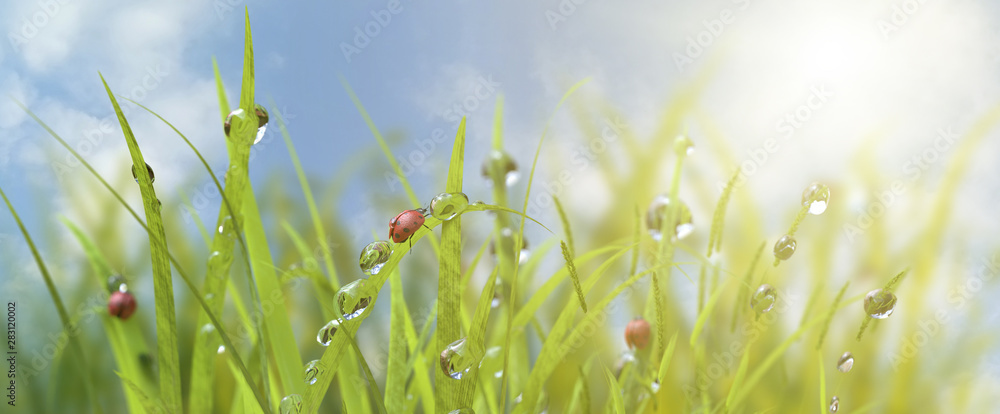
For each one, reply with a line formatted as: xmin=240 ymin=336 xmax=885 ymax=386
xmin=385 ymin=268 xmax=410 ymax=412
xmin=708 ymin=168 xmax=741 ymax=256
xmin=438 ymin=118 xmax=468 ymax=411
xmin=690 ymin=277 xmax=731 ymax=346
xmin=560 ymin=241 xmax=588 ymax=313
xmin=213 ymin=57 xmax=231 ymax=121
xmin=657 ymin=331 xmax=679 ymax=383
xmin=818 ymin=353 xmax=826 ymax=414
xmin=724 ymin=344 xmax=751 ymax=410
xmin=815 ymin=281 xmax=850 ymax=349
xmin=603 ymin=366 xmax=626 ymax=414
xmin=100 ymin=74 xmax=181 ymax=413
xmin=731 ymin=242 xmax=767 ymax=332
xmin=0 ymin=187 xmax=103 ymax=414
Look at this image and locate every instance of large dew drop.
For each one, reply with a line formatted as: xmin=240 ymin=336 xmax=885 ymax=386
xmin=304 ymin=359 xmax=321 ymax=385
xmin=336 ymin=279 xmax=374 ymax=320
xmin=131 ymin=162 xmax=155 ymax=184
xmin=750 ymin=284 xmax=777 ymax=314
xmin=837 ymin=352 xmax=854 ymax=373
xmin=429 ymin=192 xmax=470 ymax=221
xmin=645 ymin=194 xmax=694 ymax=241
xmin=828 ymin=396 xmax=839 ymax=413
xmin=481 ymin=150 xmax=519 ymax=187
xmin=674 ymin=134 xmax=694 ymax=157
xmin=802 ymin=182 xmax=831 ymax=215
xmin=864 ymin=289 xmax=897 ymax=319
xmin=359 ymin=241 xmax=393 ymax=275
xmin=279 ymin=394 xmax=303 ymax=414
xmin=252 ymin=104 xmax=269 ymax=145
xmin=773 ymin=235 xmax=797 ymax=261
xmin=316 ymin=319 xmax=341 ymax=346
xmin=440 ymin=338 xmax=478 ymax=380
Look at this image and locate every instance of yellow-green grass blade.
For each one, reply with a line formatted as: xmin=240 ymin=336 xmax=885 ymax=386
xmin=690 ymin=277 xmax=732 ymax=346
xmin=272 ymin=102 xmax=341 ymax=290
xmin=181 ymin=194 xmax=213 ymax=246
xmin=815 ymin=281 xmax=850 ymax=349
xmin=280 ymin=222 xmax=337 ymax=317
xmin=243 ymin=190 xmax=304 ymax=399
xmin=118 ymin=373 xmax=168 ymax=413
xmin=603 ymin=366 xmax=626 ymax=414
xmin=708 ymin=168 xmax=741 ymax=256
xmin=438 ymin=118 xmax=469 ymax=411
xmin=100 ymin=74 xmax=181 ymax=413
xmin=657 ymin=331 xmax=679 ymax=384
xmin=560 ymin=241 xmax=588 ymax=313
xmin=61 ymin=218 xmax=149 ymax=414
xmin=0 ymin=187 xmax=103 ymax=414
xmin=553 ymin=196 xmax=575 ymax=257
xmin=501 ymin=77 xmax=590 ymax=412
xmin=16 ymin=99 xmax=266 ymax=412
xmin=460 ymin=266 xmax=501 ymax=409
xmin=492 ymin=94 xmax=505 ymax=149
xmin=213 ymin=56 xmax=231 ymax=121
xmin=817 ymin=353 xmax=826 ymax=414
xmin=460 ymin=236 xmax=495 ymax=323
xmin=731 ymin=242 xmax=767 ymax=332
xmin=385 ymin=268 xmax=410 ymax=412
xmin=724 ymin=343 xmax=751 ymax=410
xmin=566 ymin=364 xmax=591 ymax=413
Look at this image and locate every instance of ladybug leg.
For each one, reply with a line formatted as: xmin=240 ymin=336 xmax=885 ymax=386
xmin=421 ymin=223 xmax=432 ymax=231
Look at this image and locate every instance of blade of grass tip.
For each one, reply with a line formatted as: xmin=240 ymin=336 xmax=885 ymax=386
xmin=552 ymin=196 xmax=575 ymax=257
xmin=724 ymin=343 xmax=751 ymax=410
xmin=603 ymin=365 xmax=626 ymax=414
xmin=657 ymin=331 xmax=679 ymax=385
xmin=815 ymin=281 xmax=849 ymax=349
xmin=213 ymin=57 xmax=231 ymax=121
xmin=690 ymin=277 xmax=731 ymax=346
xmin=242 ymin=191 xmax=304 ymax=398
xmin=0 ymin=187 xmax=104 ymax=414
xmin=270 ymin=102 xmax=341 ymax=290
xmin=438 ymin=118 xmax=468 ymax=411
xmin=560 ymin=241 xmax=588 ymax=313
xmin=100 ymin=74 xmax=182 ymax=413
xmin=502 ymin=77 xmax=591 ymax=412
xmin=818 ymin=353 xmax=826 ymax=414
xmin=15 ymin=99 xmax=267 ymax=413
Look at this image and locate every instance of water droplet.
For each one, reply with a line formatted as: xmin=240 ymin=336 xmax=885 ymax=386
xmin=336 ymin=279 xmax=374 ymax=320
xmin=837 ymin=352 xmax=854 ymax=373
xmin=674 ymin=134 xmax=694 ymax=157
xmin=429 ymin=192 xmax=470 ymax=221
xmin=651 ymin=379 xmax=661 ymax=393
xmin=217 ymin=345 xmax=226 ymax=354
xmin=131 ymin=162 xmax=155 ymax=184
xmin=223 ymin=108 xmax=243 ymax=137
xmin=645 ymin=194 xmax=694 ymax=241
xmin=828 ymin=396 xmax=839 ymax=413
xmin=481 ymin=150 xmax=519 ymax=187
xmin=491 ymin=292 xmax=502 ymax=308
xmin=316 ymin=319 xmax=340 ymax=346
xmin=304 ymin=360 xmax=321 ymax=385
xmin=750 ymin=284 xmax=777 ymax=314
xmin=773 ymin=235 xmax=796 ymax=261
xmin=279 ymin=394 xmax=303 ymax=414
xmin=359 ymin=241 xmax=393 ymax=275
xmin=625 ymin=317 xmax=651 ymax=349
xmin=199 ymin=324 xmax=216 ymax=336
xmin=802 ymin=182 xmax=831 ymax=215
xmin=440 ymin=338 xmax=479 ymax=380
xmin=490 ymin=228 xmax=530 ymax=265
xmin=107 ymin=274 xmax=127 ymax=293
xmin=864 ymin=289 xmax=897 ymax=319
xmin=447 ymin=409 xmax=475 ymax=414
xmin=217 ymin=216 xmax=234 ymax=236
xmin=253 ymin=104 xmax=269 ymax=145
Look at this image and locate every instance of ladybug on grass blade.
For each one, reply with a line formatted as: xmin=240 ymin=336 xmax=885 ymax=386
xmin=389 ymin=208 xmax=432 ymax=249
xmin=108 ymin=291 xmax=137 ymax=320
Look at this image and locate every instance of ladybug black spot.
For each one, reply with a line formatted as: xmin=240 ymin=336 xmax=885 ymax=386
xmin=403 ymin=228 xmax=411 ymax=233
xmin=395 ymin=232 xmax=402 ymax=239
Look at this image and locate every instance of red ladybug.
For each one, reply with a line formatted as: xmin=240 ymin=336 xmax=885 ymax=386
xmin=108 ymin=291 xmax=137 ymax=320
xmin=625 ymin=317 xmax=651 ymax=349
xmin=389 ymin=209 xmax=431 ymax=247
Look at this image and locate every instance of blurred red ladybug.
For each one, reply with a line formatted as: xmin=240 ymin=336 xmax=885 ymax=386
xmin=625 ymin=317 xmax=650 ymax=349
xmin=108 ymin=291 xmax=137 ymax=320
xmin=389 ymin=209 xmax=430 ymax=247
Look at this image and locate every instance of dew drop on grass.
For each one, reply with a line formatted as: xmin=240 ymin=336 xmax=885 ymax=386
xmin=651 ymin=379 xmax=661 ymax=393
xmin=864 ymin=289 xmax=897 ymax=319
xmin=429 ymin=192 xmax=470 ymax=221
xmin=481 ymin=150 xmax=519 ymax=187
xmin=199 ymin=324 xmax=215 ymax=336
xmin=131 ymin=162 xmax=155 ymax=184
xmin=107 ymin=274 xmax=127 ymax=293
xmin=750 ymin=284 xmax=777 ymax=314
xmin=336 ymin=279 xmax=374 ymax=320
xmin=645 ymin=194 xmax=694 ymax=241
xmin=359 ymin=241 xmax=393 ymax=275
xmin=490 ymin=227 xmax=530 ymax=265
xmin=773 ymin=235 xmax=797 ymax=261
xmin=837 ymin=351 xmax=854 ymax=373
xmin=217 ymin=345 xmax=225 ymax=354
xmin=316 ymin=319 xmax=340 ymax=346
xmin=802 ymin=182 xmax=831 ymax=215
xmin=674 ymin=134 xmax=694 ymax=157
xmin=304 ymin=359 xmax=321 ymax=385
xmin=279 ymin=394 xmax=303 ymax=414
xmin=447 ymin=408 xmax=475 ymax=414
xmin=440 ymin=338 xmax=478 ymax=380
xmin=252 ymin=104 xmax=269 ymax=145
xmin=829 ymin=396 xmax=839 ymax=413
